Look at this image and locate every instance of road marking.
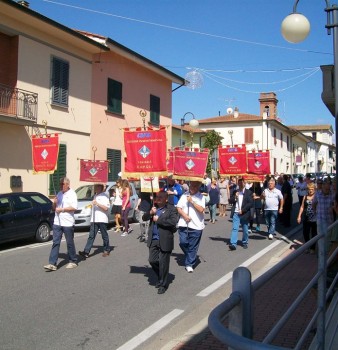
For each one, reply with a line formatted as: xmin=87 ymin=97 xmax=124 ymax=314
xmin=116 ymin=309 xmax=184 ymax=350
xmin=196 ymin=227 xmax=300 ymax=297
xmin=0 ymin=232 xmax=89 ymax=255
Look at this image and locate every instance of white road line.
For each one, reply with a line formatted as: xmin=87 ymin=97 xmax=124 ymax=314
xmin=0 ymin=232 xmax=89 ymax=255
xmin=116 ymin=309 xmax=184 ymax=350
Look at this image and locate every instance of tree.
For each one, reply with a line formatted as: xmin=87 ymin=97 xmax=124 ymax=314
xmin=202 ymin=130 xmax=223 ymax=177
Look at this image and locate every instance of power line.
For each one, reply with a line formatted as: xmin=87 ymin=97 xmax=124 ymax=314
xmin=43 ymin=0 xmax=332 ymax=55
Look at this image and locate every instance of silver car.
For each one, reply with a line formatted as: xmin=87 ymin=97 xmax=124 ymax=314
xmin=74 ymin=182 xmax=138 ymax=227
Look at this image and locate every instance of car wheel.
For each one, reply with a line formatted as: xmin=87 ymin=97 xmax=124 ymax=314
xmin=35 ymin=222 xmax=51 ymax=242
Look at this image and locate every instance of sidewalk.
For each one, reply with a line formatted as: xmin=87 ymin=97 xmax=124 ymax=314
xmin=167 ymin=221 xmax=320 ymax=350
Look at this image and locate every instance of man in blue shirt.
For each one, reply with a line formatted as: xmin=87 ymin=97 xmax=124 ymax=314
xmin=164 ymin=176 xmax=183 ymax=206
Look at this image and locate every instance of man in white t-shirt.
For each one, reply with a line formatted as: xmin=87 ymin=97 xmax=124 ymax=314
xmin=79 ymin=184 xmax=111 ymax=258
xmin=44 ymin=177 xmax=78 ymax=271
xmin=262 ymin=178 xmax=284 ymax=240
xmin=177 ymin=181 xmax=205 ymax=273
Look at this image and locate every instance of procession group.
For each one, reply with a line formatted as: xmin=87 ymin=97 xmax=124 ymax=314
xmin=43 ymin=172 xmax=337 ymax=295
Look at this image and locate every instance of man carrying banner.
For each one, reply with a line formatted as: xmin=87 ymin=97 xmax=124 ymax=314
xmin=44 ymin=177 xmax=78 ymax=271
xmin=79 ymin=184 xmax=111 ymax=258
xmin=177 ymin=181 xmax=205 ymax=272
xmin=143 ymin=191 xmax=178 ymax=294
xmin=164 ymin=175 xmax=183 ymax=206
xmin=228 ymin=177 xmax=254 ymax=251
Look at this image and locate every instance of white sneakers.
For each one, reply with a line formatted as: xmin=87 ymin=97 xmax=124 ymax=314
xmin=44 ymin=264 xmax=57 ymax=271
xmin=66 ymin=262 xmax=78 ymax=269
xmin=185 ymin=266 xmax=194 ymax=273
xmin=268 ymin=234 xmax=273 ymax=240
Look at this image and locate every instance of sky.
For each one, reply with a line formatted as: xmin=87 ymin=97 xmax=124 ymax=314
xmin=27 ymin=0 xmax=335 ymax=129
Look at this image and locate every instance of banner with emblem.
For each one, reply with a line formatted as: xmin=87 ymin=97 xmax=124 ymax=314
xmin=80 ymin=160 xmax=109 ymax=182
xmin=124 ymin=127 xmax=167 ymax=178
xmin=219 ymin=145 xmax=247 ymax=175
xmin=173 ymin=148 xmax=209 ymax=181
xmin=247 ymin=150 xmax=270 ymax=175
xmin=32 ymin=134 xmax=59 ymax=174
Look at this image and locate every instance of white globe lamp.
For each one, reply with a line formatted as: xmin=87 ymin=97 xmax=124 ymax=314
xmin=281 ymin=13 xmax=310 ymax=43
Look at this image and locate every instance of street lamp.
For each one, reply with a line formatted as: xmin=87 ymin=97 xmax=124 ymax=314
xmin=180 ymin=112 xmax=199 ymax=148
xmin=228 ymin=129 xmax=234 ymax=147
xmin=254 ymin=140 xmax=259 ymax=150
xmin=281 ymin=0 xmax=338 ymax=177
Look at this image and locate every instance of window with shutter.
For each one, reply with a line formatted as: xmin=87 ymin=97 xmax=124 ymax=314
xmin=274 ymin=129 xmax=277 ymax=145
xmin=244 ymin=128 xmax=253 ymax=144
xmin=107 ymin=149 xmax=121 ymax=181
xmin=280 ymin=132 xmax=283 ymax=147
xmin=150 ymin=95 xmax=160 ymax=125
xmin=107 ymin=79 xmax=122 ymax=114
xmin=51 ymin=57 xmax=69 ymax=106
xmin=49 ymin=144 xmax=66 ymax=195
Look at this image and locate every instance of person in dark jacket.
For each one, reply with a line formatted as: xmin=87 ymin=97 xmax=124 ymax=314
xmin=281 ymin=174 xmax=293 ymax=227
xmin=229 ymin=177 xmax=254 ymax=251
xmin=208 ymin=179 xmax=220 ymax=223
xmin=143 ymin=191 xmax=178 ymax=294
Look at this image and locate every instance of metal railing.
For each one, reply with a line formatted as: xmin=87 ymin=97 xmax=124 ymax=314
xmin=0 ymin=83 xmax=38 ymax=122
xmin=208 ymin=221 xmax=338 ymax=350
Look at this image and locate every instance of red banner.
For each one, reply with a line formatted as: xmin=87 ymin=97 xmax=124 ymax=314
xmin=32 ymin=134 xmax=59 ymax=174
xmin=80 ymin=160 xmax=108 ymax=183
xmin=247 ymin=150 xmax=270 ymax=175
xmin=124 ymin=127 xmax=167 ymax=178
xmin=167 ymin=149 xmax=174 ymax=174
xmin=173 ymin=148 xmax=209 ymax=181
xmin=219 ymin=145 xmax=247 ymax=176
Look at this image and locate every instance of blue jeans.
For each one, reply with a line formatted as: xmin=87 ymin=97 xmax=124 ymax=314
xmin=49 ymin=225 xmax=77 ymax=265
xmin=178 ymin=227 xmax=203 ymax=267
xmin=265 ymin=210 xmax=278 ymax=235
xmin=84 ymin=222 xmax=110 ymax=253
xmin=209 ymin=204 xmax=217 ymax=221
xmin=230 ymin=212 xmax=249 ymax=246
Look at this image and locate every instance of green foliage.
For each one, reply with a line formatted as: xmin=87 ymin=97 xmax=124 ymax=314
xmin=201 ymin=130 xmax=223 ymax=175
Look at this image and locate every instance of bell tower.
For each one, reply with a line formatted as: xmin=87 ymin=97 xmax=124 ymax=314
xmin=259 ymin=92 xmax=278 ymax=119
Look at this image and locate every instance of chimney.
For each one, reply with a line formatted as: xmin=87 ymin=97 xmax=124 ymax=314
xmin=17 ymin=1 xmax=30 ymax=7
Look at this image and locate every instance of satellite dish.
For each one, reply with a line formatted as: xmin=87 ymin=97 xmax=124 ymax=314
xmin=227 ymin=107 xmax=233 ymax=115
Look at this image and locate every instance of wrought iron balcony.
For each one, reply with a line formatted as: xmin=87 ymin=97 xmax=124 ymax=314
xmin=0 ymin=83 xmax=38 ymax=124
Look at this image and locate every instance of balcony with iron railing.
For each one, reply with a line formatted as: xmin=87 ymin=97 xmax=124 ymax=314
xmin=0 ymin=83 xmax=38 ymax=125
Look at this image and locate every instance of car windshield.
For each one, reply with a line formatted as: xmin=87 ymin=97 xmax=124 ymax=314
xmin=75 ymin=185 xmax=95 ymax=200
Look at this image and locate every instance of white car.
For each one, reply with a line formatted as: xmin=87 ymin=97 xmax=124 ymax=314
xmin=74 ymin=182 xmax=138 ymax=227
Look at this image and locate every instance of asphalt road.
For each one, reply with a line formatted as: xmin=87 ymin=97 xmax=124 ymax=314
xmin=0 ymin=199 xmax=301 ymax=350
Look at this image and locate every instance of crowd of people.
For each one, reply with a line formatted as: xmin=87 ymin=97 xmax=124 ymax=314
xmin=43 ymin=172 xmax=337 ymax=295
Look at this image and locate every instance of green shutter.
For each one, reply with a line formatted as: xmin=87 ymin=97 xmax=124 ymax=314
xmin=107 ymin=148 xmax=121 ymax=181
xmin=150 ymin=95 xmax=160 ymax=125
xmin=107 ymin=79 xmax=122 ymax=114
xmin=51 ymin=57 xmax=69 ymax=106
xmin=49 ymin=144 xmax=67 ymax=195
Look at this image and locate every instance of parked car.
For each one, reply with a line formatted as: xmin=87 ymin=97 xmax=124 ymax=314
xmin=74 ymin=182 xmax=138 ymax=227
xmin=314 ymin=172 xmax=327 ymax=182
xmin=0 ymin=192 xmax=54 ymax=244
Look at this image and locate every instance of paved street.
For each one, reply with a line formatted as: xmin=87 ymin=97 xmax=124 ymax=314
xmin=0 ymin=201 xmax=301 ymax=350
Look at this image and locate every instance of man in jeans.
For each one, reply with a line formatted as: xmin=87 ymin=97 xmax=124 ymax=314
xmin=44 ymin=177 xmax=78 ymax=271
xmin=79 ymin=183 xmax=111 ymax=258
xmin=262 ymin=178 xmax=284 ymax=240
xmin=228 ymin=177 xmax=254 ymax=251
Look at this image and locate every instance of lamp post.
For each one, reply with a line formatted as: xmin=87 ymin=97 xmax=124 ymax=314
xmin=281 ymin=0 xmax=338 ymax=178
xmin=228 ymin=129 xmax=234 ymax=147
xmin=180 ymin=112 xmax=199 ymax=148
xmin=254 ymin=140 xmax=259 ymax=150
